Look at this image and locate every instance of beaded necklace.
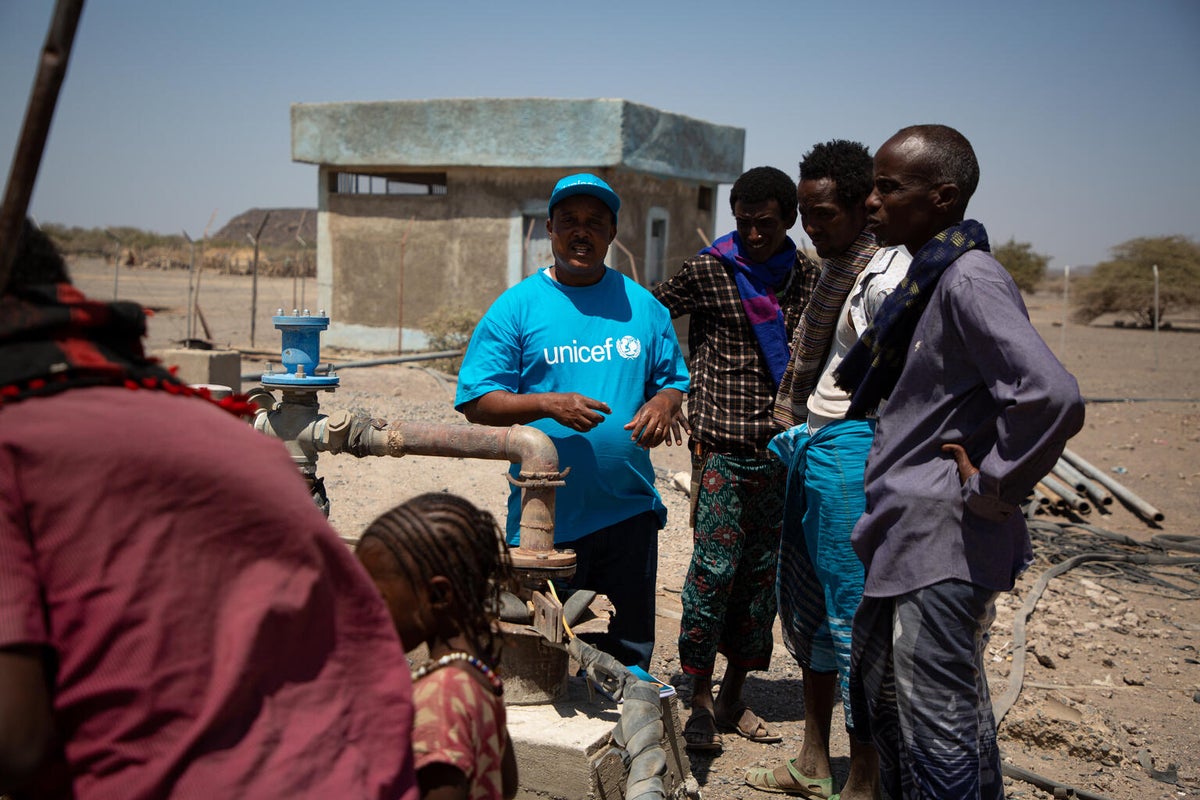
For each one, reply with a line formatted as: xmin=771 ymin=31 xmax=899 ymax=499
xmin=412 ymin=651 xmax=503 ymax=695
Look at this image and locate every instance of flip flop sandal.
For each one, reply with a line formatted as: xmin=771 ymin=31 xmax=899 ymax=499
xmin=716 ymin=705 xmax=784 ymax=744
xmin=682 ymin=708 xmax=723 ymax=753
xmin=744 ymin=757 xmax=834 ymax=797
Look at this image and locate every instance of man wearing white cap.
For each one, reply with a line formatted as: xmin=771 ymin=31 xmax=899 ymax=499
xmin=455 ymin=173 xmax=690 ymax=670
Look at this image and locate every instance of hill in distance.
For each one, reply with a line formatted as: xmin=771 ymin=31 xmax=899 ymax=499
xmin=214 ymin=208 xmax=316 ymax=249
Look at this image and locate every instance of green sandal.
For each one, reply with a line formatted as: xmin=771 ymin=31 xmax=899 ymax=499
xmin=744 ymin=757 xmax=834 ymax=797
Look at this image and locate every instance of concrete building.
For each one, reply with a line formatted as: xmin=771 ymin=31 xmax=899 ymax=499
xmin=290 ymin=97 xmax=744 ymax=352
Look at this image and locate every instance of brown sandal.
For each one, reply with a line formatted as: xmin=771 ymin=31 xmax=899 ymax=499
xmin=682 ymin=708 xmax=724 ymax=752
xmin=715 ymin=705 xmax=783 ymax=744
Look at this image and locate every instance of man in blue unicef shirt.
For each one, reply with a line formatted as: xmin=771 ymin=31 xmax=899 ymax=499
xmin=455 ymin=173 xmax=690 ymax=670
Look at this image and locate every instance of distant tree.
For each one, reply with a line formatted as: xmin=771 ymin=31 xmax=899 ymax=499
xmin=992 ymin=238 xmax=1051 ymax=293
xmin=1073 ymin=235 xmax=1200 ymax=325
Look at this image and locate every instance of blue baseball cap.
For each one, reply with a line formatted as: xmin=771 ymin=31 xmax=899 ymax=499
xmin=548 ymin=173 xmax=620 ymax=225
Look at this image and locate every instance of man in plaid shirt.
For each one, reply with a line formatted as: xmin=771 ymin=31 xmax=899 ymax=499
xmin=653 ymin=166 xmax=818 ymax=752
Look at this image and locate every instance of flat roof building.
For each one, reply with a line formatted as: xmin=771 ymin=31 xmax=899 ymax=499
xmin=291 ymin=97 xmax=744 ymax=352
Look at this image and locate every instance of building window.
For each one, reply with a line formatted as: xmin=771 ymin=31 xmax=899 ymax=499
xmin=645 ymin=208 xmax=670 ymax=286
xmin=697 ymin=185 xmax=713 ymax=212
xmin=329 ymin=171 xmax=448 ymax=195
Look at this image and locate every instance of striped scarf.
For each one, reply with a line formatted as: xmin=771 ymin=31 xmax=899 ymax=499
xmin=834 ymin=220 xmax=990 ymax=417
xmin=703 ymin=232 xmax=797 ymax=389
xmin=772 ymin=230 xmax=878 ymax=427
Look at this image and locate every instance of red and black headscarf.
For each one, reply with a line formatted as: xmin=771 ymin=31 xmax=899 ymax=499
xmin=0 ymin=282 xmax=254 ymax=414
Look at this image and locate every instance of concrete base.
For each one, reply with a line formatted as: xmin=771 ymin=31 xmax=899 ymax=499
xmin=158 ymin=348 xmax=242 ymax=391
xmin=508 ymin=677 xmax=698 ymax=800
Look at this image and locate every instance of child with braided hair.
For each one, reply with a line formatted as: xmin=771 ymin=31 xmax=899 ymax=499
xmin=356 ymin=493 xmax=519 ymax=800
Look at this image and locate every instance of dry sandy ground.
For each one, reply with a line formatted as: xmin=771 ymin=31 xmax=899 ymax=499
xmin=73 ymin=258 xmax=1200 ymax=800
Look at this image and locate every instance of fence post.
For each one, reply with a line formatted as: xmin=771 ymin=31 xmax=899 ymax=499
xmin=248 ymin=211 xmax=270 ymax=347
xmin=105 ymin=229 xmax=121 ymax=300
xmin=183 ymin=230 xmax=195 ymax=341
xmin=1152 ymin=263 xmax=1159 ymax=369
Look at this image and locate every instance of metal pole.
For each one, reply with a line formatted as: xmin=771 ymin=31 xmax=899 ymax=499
xmin=296 ymin=217 xmax=308 ymax=315
xmin=293 ymin=210 xmax=306 ymax=311
xmin=248 ymin=211 xmax=270 ymax=347
xmin=182 ymin=230 xmax=194 ymax=342
xmin=397 ymin=218 xmax=412 ymax=354
xmin=1152 ymin=264 xmax=1159 ymax=370
xmin=190 ymin=210 xmax=217 ymax=345
xmin=0 ymin=0 xmax=86 ymax=292
xmin=104 ymin=229 xmax=121 ymax=300
xmin=1060 ymin=264 xmax=1069 ymax=355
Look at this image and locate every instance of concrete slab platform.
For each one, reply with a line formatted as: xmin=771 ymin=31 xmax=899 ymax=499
xmin=508 ymin=677 xmax=698 ymax=800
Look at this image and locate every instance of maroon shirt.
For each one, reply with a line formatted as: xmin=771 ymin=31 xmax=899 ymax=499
xmin=0 ymin=387 xmax=417 ymax=800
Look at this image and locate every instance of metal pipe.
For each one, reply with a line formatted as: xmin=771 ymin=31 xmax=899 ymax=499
xmin=361 ymin=422 xmax=562 ymax=554
xmin=1061 ymin=447 xmax=1164 ymax=523
xmin=1041 ymin=474 xmax=1091 ymax=514
xmin=1035 ymin=480 xmax=1064 ymax=508
xmin=1050 ymin=458 xmax=1088 ymax=492
xmin=1081 ymin=477 xmax=1114 ymax=509
xmin=252 ymin=391 xmax=568 ymax=559
xmin=240 ymin=349 xmax=465 ymax=382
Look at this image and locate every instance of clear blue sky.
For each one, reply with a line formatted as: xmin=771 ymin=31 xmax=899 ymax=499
xmin=3 ymin=0 xmax=1198 ymax=268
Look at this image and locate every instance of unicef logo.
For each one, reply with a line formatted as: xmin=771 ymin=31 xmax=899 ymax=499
xmin=615 ymin=335 xmax=642 ymax=360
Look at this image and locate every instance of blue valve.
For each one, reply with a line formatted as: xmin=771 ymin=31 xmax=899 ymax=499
xmin=261 ymin=312 xmax=340 ymax=388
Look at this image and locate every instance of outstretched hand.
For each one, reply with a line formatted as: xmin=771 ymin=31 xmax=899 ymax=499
xmin=941 ymin=442 xmax=979 ymax=485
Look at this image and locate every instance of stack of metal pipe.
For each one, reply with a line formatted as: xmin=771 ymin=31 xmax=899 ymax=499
xmin=1027 ymin=448 xmax=1164 ymax=526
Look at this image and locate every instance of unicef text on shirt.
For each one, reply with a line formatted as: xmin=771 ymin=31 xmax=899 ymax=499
xmin=542 ymin=336 xmax=643 ymax=364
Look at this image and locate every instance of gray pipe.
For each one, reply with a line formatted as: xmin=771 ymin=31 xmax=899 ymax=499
xmin=241 ymin=349 xmax=465 ymax=382
xmin=1041 ymin=474 xmax=1091 ymax=514
xmin=1050 ymin=458 xmax=1088 ymax=492
xmin=1079 ymin=475 xmax=1114 ymax=508
xmin=1035 ymin=480 xmax=1064 ymax=508
xmin=1062 ymin=448 xmax=1164 ymax=523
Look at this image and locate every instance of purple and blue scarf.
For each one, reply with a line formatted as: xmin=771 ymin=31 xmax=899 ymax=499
xmin=703 ymin=232 xmax=797 ymax=389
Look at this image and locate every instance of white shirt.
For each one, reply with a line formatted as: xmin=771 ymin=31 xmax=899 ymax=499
xmin=807 ymin=246 xmax=911 ymax=429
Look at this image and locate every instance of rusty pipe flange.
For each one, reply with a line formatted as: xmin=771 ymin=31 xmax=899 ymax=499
xmin=509 ymin=546 xmax=576 ymax=570
xmin=506 ymin=467 xmax=570 ymax=489
xmin=509 ymin=546 xmax=577 ymax=596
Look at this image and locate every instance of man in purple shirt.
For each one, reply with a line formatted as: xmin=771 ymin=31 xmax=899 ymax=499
xmin=834 ymin=125 xmax=1085 ymax=799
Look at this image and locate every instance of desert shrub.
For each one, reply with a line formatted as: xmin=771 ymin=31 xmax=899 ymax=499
xmin=992 ymin=238 xmax=1051 ymax=294
xmin=421 ymin=307 xmax=479 ymax=374
xmin=42 ymin=223 xmax=186 ymax=261
xmin=38 ymin=223 xmax=316 ymax=278
xmin=1073 ymin=235 xmax=1200 ymax=325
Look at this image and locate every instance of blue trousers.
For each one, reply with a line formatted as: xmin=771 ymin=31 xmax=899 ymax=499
xmin=561 ymin=510 xmax=659 ymax=670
